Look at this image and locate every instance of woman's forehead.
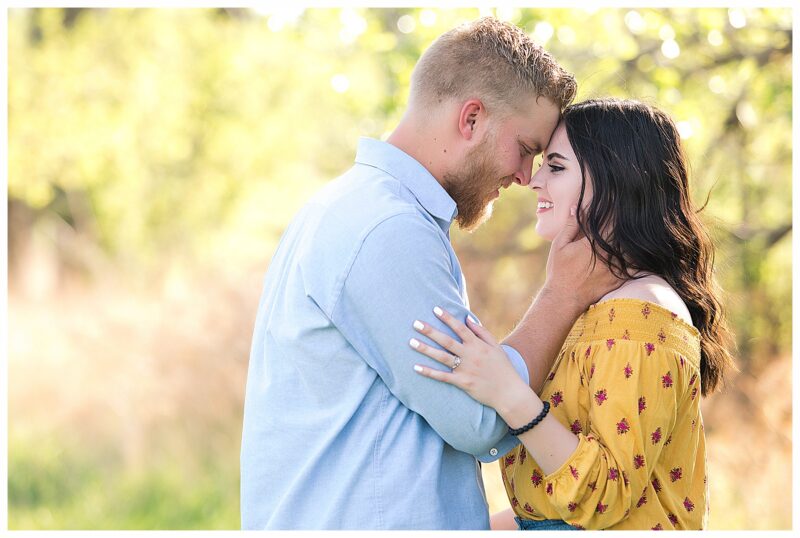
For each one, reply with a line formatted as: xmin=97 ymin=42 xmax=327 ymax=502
xmin=544 ymin=123 xmax=572 ymax=156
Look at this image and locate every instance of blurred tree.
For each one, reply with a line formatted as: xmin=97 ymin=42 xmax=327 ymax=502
xmin=8 ymin=6 xmax=791 ymax=369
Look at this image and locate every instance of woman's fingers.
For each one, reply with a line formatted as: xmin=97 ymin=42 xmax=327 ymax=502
xmin=412 ymin=317 xmax=466 ymax=356
xmin=413 ymin=364 xmax=458 ymax=385
xmin=552 ymin=205 xmax=583 ymax=249
xmin=409 ymin=337 xmax=460 ymax=368
xmin=465 ymin=315 xmax=498 ymax=346
xmin=432 ymin=306 xmax=477 ymax=344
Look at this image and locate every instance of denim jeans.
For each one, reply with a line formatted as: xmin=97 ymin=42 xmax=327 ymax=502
xmin=515 ymin=516 xmax=582 ymax=531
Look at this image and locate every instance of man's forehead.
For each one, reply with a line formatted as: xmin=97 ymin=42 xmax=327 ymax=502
xmin=514 ymin=106 xmax=560 ymax=149
xmin=519 ymin=125 xmax=557 ymax=153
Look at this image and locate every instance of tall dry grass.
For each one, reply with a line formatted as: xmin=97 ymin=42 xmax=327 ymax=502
xmin=7 ymin=260 xmax=792 ymax=529
xmin=8 ymin=260 xmax=257 ymax=529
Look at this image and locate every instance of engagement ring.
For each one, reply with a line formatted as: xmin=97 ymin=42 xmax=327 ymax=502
xmin=452 ymin=356 xmax=462 ymax=370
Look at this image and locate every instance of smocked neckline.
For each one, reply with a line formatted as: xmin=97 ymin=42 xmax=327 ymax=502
xmin=587 ymin=297 xmax=700 ymax=337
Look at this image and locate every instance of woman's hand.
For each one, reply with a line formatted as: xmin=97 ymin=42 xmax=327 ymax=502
xmin=410 ymin=306 xmax=532 ymax=413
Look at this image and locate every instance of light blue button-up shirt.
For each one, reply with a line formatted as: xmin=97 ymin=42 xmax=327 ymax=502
xmin=240 ymin=137 xmax=529 ymax=530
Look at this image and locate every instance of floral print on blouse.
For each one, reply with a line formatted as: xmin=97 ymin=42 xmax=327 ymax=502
xmin=502 ymin=298 xmax=708 ymax=530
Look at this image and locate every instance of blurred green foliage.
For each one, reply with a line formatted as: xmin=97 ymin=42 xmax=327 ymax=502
xmin=8 ymin=7 xmax=792 ymax=530
xmin=9 ymin=432 xmax=239 ymax=528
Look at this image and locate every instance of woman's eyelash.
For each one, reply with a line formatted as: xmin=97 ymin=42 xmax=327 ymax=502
xmin=549 ymin=164 xmax=564 ymax=172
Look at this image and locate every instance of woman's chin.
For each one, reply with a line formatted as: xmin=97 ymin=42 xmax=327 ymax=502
xmin=534 ymin=225 xmax=556 ymax=242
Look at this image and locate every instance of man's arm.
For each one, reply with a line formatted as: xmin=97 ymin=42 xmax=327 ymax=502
xmin=330 ymin=213 xmax=525 ymax=456
xmin=504 ymin=207 xmax=623 ymax=394
xmin=502 ymin=287 xmax=584 ymax=394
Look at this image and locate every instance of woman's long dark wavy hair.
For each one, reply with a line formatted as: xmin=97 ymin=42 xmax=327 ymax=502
xmin=563 ymin=98 xmax=735 ymax=396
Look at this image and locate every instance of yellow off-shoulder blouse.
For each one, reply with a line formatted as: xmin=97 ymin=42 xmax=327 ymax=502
xmin=502 ymin=298 xmax=707 ymax=530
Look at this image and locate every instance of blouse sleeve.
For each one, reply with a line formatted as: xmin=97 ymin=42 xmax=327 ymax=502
xmin=542 ymin=339 xmax=681 ymax=529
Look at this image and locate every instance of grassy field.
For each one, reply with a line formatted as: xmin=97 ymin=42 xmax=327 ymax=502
xmin=8 ymin=271 xmax=792 ymax=530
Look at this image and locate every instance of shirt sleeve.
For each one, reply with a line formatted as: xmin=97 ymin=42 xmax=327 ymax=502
xmin=474 ymin=344 xmax=528 ymax=462
xmin=331 ymin=213 xmax=528 ymax=457
xmin=542 ymin=339 xmax=680 ymax=529
xmin=501 ymin=344 xmax=530 ymax=386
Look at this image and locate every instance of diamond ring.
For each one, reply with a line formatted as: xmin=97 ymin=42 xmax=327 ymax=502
xmin=452 ymin=356 xmax=462 ymax=370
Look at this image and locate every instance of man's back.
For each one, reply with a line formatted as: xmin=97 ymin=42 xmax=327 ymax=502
xmin=240 ymin=139 xmax=525 ymax=529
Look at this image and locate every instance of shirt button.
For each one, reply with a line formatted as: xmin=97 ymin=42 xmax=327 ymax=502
xmin=489 ymin=448 xmax=498 ymax=456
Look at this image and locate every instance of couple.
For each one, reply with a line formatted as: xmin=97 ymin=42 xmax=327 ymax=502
xmin=240 ymin=17 xmax=734 ymax=530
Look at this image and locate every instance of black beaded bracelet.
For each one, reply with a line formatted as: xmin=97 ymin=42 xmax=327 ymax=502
xmin=508 ymin=400 xmax=550 ymax=436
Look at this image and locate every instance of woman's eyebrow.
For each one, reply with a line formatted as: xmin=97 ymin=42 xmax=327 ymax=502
xmin=546 ymin=151 xmax=568 ymax=161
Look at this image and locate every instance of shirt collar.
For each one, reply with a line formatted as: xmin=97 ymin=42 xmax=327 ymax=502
xmin=354 ymin=137 xmax=458 ymax=228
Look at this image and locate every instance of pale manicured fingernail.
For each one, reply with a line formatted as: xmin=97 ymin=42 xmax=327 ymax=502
xmin=413 ymin=365 xmax=423 ymax=372
xmin=468 ymin=315 xmax=479 ymax=325
xmin=434 ymin=306 xmax=444 ymax=317
xmin=410 ymin=338 xmax=421 ymax=349
xmin=413 ymin=320 xmax=424 ymax=331
xmin=570 ymin=206 xmax=576 ymax=216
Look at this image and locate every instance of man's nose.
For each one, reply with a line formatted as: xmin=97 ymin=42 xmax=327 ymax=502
xmin=513 ymin=167 xmax=532 ymax=187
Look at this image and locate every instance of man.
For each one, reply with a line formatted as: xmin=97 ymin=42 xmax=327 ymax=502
xmin=241 ymin=17 xmax=618 ymax=529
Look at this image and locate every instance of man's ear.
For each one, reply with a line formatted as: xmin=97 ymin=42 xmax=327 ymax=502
xmin=457 ymin=99 xmax=485 ymax=141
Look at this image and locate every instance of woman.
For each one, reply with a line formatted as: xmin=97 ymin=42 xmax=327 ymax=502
xmin=409 ymin=98 xmax=735 ymax=530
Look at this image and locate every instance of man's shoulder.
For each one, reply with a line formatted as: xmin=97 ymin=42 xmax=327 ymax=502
xmin=298 ymin=165 xmax=441 ymax=270
xmin=309 ymin=167 xmax=440 ymax=246
xmin=325 ymin=165 xmax=416 ymax=210
xmin=294 ymin=168 xmax=444 ymax=299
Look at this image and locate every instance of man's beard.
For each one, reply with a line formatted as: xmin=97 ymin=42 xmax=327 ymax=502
xmin=443 ymin=136 xmax=506 ymax=233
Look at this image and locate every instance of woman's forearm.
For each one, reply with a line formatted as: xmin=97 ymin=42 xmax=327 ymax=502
xmin=498 ymin=388 xmax=580 ymax=477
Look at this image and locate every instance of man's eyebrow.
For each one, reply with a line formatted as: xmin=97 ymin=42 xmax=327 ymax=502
xmin=547 ymin=151 xmax=569 ymax=161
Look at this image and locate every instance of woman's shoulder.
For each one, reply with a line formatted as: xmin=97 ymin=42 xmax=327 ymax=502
xmin=597 ymin=274 xmax=694 ymax=327
xmin=565 ymin=278 xmax=701 ymax=367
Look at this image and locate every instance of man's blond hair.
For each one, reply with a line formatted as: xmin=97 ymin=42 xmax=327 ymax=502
xmin=410 ymin=17 xmax=577 ymax=116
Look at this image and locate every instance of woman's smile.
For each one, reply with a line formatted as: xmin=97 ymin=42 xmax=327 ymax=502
xmin=537 ymin=199 xmax=554 ymax=213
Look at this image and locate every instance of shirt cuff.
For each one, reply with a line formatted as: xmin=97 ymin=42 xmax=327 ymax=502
xmin=476 ymin=432 xmax=520 ymax=463
xmin=501 ymin=344 xmax=530 ymax=386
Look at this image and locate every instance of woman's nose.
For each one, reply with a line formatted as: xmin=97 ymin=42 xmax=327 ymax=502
xmin=530 ymin=167 xmax=543 ymax=190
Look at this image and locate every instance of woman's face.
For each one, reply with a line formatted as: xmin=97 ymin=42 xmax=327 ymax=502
xmin=530 ymin=123 xmax=592 ymax=241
